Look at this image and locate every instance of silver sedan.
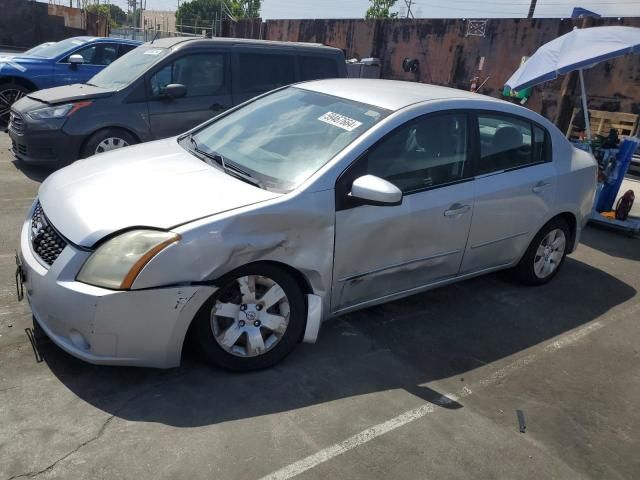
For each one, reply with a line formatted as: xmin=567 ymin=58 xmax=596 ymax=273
xmin=18 ymin=79 xmax=597 ymax=371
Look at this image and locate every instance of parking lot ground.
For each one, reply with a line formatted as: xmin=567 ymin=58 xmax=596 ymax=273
xmin=1 ymin=131 xmax=639 ymax=480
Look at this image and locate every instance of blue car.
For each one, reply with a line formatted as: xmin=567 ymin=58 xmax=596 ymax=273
xmin=0 ymin=36 xmax=140 ymax=124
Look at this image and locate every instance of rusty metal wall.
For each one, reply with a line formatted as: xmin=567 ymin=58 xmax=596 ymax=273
xmin=0 ymin=0 xmax=106 ymax=50
xmin=225 ymin=17 xmax=640 ymax=127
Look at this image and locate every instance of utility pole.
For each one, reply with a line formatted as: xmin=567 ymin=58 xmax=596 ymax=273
xmin=527 ymin=0 xmax=537 ymax=18
xmin=405 ymin=0 xmax=414 ymax=18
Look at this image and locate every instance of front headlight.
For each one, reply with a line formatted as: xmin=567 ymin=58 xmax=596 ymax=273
xmin=28 ymin=101 xmax=91 ymax=120
xmin=77 ymin=230 xmax=180 ymax=290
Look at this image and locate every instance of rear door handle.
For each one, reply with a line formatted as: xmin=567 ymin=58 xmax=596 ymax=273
xmin=444 ymin=203 xmax=471 ymax=217
xmin=210 ymin=103 xmax=227 ymax=111
xmin=532 ymin=181 xmax=551 ymax=193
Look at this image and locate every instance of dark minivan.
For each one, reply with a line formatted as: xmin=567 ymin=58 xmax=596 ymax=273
xmin=9 ymin=37 xmax=346 ymax=165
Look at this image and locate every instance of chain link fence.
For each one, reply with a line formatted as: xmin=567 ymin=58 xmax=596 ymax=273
xmin=110 ymin=27 xmax=205 ymax=42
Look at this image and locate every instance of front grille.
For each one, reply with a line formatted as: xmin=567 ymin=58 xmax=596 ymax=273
xmin=31 ymin=201 xmax=67 ymax=266
xmin=9 ymin=111 xmax=25 ymax=136
xmin=11 ymin=139 xmax=27 ymax=157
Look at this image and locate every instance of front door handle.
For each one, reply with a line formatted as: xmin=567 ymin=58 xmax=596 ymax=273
xmin=444 ymin=203 xmax=471 ymax=217
xmin=532 ymin=181 xmax=551 ymax=194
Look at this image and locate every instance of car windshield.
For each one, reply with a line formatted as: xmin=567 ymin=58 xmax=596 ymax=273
xmin=88 ymin=46 xmax=169 ymax=90
xmin=185 ymin=87 xmax=389 ymax=192
xmin=28 ymin=37 xmax=88 ymax=58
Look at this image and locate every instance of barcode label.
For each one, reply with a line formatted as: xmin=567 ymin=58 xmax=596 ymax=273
xmin=318 ymin=112 xmax=363 ymax=132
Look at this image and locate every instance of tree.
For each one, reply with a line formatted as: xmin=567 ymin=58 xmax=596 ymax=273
xmin=176 ymin=0 xmax=223 ymax=32
xmin=108 ymin=4 xmax=127 ymax=26
xmin=176 ymin=0 xmax=261 ymax=31
xmin=365 ymin=0 xmax=398 ymax=19
xmin=230 ymin=0 xmax=261 ymax=19
xmin=85 ymin=3 xmax=127 ymax=28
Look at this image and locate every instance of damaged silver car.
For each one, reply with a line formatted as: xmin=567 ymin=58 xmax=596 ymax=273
xmin=17 ymin=79 xmax=597 ymax=371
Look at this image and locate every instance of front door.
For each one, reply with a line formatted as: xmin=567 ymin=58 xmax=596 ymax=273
xmin=147 ymin=52 xmax=232 ymax=139
xmin=53 ymin=42 xmax=120 ymax=86
xmin=332 ymin=111 xmax=475 ymax=313
xmin=460 ymin=112 xmax=556 ymax=273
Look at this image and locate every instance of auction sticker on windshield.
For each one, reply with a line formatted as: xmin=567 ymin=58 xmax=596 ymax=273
xmin=318 ymin=112 xmax=363 ymax=132
xmin=144 ymin=49 xmax=163 ymax=55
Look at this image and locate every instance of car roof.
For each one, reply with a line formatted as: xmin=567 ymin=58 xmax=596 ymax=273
xmin=145 ymin=36 xmax=341 ymax=53
xmin=88 ymin=37 xmax=142 ymax=45
xmin=296 ymin=79 xmax=507 ymax=111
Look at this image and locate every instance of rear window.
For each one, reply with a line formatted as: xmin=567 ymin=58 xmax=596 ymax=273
xmin=299 ymin=56 xmax=339 ymax=81
xmin=236 ymin=53 xmax=295 ymax=94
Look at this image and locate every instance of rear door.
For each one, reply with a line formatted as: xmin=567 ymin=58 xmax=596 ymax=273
xmin=231 ymin=48 xmax=296 ymax=105
xmin=53 ymin=42 xmax=120 ymax=86
xmin=146 ymin=50 xmax=231 ymax=139
xmin=460 ymin=111 xmax=555 ymax=274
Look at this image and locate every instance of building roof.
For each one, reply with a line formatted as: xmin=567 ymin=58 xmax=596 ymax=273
xmin=297 ymin=78 xmax=505 ymax=111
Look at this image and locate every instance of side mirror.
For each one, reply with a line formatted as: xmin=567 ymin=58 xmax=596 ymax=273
xmin=162 ymin=83 xmax=187 ymax=99
xmin=69 ymin=54 xmax=84 ymax=65
xmin=349 ymin=175 xmax=402 ymax=206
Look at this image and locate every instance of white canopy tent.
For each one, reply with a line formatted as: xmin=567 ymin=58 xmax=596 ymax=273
xmin=504 ymin=26 xmax=640 ymax=141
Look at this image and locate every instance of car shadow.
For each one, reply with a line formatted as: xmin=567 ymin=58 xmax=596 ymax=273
xmin=37 ymin=257 xmax=635 ymax=427
xmin=581 ymin=225 xmax=640 ymax=261
xmin=11 ymin=159 xmax=54 ymax=183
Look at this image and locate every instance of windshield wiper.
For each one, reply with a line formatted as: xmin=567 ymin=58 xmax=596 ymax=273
xmin=187 ymin=135 xmax=264 ymax=189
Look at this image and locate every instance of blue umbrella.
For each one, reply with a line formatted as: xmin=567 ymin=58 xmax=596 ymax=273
xmin=505 ymin=26 xmax=640 ymax=140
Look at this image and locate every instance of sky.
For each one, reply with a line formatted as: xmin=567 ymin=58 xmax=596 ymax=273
xmin=79 ymin=0 xmax=640 ymax=18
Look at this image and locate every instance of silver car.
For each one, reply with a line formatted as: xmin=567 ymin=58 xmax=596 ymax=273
xmin=18 ymin=79 xmax=597 ymax=371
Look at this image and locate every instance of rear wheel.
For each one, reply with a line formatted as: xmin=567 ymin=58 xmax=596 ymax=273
xmin=81 ymin=128 xmax=138 ymax=158
xmin=513 ymin=218 xmax=570 ymax=285
xmin=0 ymin=83 xmax=30 ymax=125
xmin=192 ymin=264 xmax=306 ymax=371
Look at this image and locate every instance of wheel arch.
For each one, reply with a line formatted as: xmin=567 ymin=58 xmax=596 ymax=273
xmin=0 ymin=76 xmax=38 ymax=92
xmin=549 ymin=211 xmax=578 ymax=253
xmin=182 ymin=260 xmax=316 ymax=355
xmin=79 ymin=126 xmax=141 ymax=158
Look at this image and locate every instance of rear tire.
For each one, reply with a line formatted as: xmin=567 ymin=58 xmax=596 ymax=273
xmin=80 ymin=128 xmax=138 ymax=159
xmin=191 ymin=264 xmax=306 ymax=372
xmin=0 ymin=82 xmax=30 ymax=125
xmin=513 ymin=218 xmax=570 ymax=286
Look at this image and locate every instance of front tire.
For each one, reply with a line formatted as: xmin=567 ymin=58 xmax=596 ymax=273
xmin=0 ymin=82 xmax=30 ymax=125
xmin=192 ymin=264 xmax=306 ymax=371
xmin=80 ymin=128 xmax=138 ymax=159
xmin=513 ymin=218 xmax=570 ymax=286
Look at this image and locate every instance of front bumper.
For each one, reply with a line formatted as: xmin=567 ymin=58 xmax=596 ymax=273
xmin=19 ymin=211 xmax=215 ymax=368
xmin=8 ymin=113 xmax=84 ymax=165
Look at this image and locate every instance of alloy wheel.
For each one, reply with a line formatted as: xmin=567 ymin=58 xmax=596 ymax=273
xmin=210 ymin=275 xmax=290 ymax=358
xmin=95 ymin=137 xmax=129 ymax=154
xmin=533 ymin=228 xmax=566 ymax=279
xmin=0 ymin=88 xmax=26 ymax=124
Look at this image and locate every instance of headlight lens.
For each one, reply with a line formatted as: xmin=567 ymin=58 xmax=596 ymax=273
xmin=77 ymin=230 xmax=180 ymax=290
xmin=28 ymin=101 xmax=91 ymax=120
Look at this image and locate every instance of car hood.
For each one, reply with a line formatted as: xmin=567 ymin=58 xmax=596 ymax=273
xmin=27 ymin=84 xmax=114 ymax=104
xmin=39 ymin=138 xmax=280 ymax=247
xmin=0 ymin=54 xmax=47 ymax=73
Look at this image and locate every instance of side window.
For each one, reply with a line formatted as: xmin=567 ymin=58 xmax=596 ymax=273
xmin=236 ymin=53 xmax=295 ymax=94
xmin=477 ymin=114 xmax=546 ymax=175
xmin=64 ymin=44 xmax=119 ymax=65
xmin=149 ymin=53 xmax=225 ymax=98
xmin=299 ymin=56 xmax=339 ymax=81
xmin=533 ymin=124 xmax=551 ymax=163
xmin=117 ymin=44 xmax=137 ymax=58
xmin=66 ymin=45 xmax=96 ymax=64
xmin=365 ymin=112 xmax=469 ymax=193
